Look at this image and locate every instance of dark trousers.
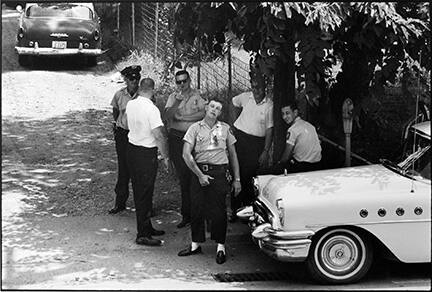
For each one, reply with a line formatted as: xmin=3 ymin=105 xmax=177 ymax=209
xmin=168 ymin=129 xmax=192 ymax=221
xmin=190 ymin=165 xmax=230 ymax=244
xmin=114 ymin=127 xmax=130 ymax=209
xmin=126 ymin=143 xmax=158 ymax=238
xmin=231 ymin=128 xmax=265 ymax=213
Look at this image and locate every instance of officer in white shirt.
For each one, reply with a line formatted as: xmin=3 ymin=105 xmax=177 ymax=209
xmin=230 ymin=80 xmax=273 ymax=221
xmin=277 ymin=101 xmax=322 ymax=173
xmin=126 ymin=78 xmax=171 ymax=247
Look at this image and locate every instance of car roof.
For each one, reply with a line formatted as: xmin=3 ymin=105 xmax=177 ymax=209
xmin=25 ymin=3 xmax=94 ymax=10
xmin=411 ymin=121 xmax=430 ymax=139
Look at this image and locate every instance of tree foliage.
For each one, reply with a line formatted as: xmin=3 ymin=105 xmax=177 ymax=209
xmin=172 ymin=2 xmax=430 ymax=160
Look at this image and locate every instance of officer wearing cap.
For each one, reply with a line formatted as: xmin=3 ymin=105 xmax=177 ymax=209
xmin=177 ymin=97 xmax=241 ymax=264
xmin=109 ymin=65 xmax=142 ymax=214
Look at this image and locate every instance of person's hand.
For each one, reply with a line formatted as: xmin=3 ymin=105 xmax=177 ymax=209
xmin=198 ymin=174 xmax=213 ymax=186
xmin=231 ymin=180 xmax=241 ymax=197
xmin=258 ymin=150 xmax=269 ymax=167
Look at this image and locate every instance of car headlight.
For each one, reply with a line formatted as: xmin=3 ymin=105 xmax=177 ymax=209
xmin=276 ymin=198 xmax=284 ymax=226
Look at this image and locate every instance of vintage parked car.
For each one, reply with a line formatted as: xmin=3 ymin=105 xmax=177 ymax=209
xmin=237 ymin=121 xmax=430 ymax=284
xmin=15 ymin=2 xmax=102 ymax=66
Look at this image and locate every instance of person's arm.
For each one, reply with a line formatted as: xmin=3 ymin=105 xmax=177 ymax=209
xmin=258 ymin=127 xmax=273 ymax=167
xmin=163 ymin=93 xmax=182 ymax=121
xmin=174 ymin=93 xmax=206 ymax=121
xmin=112 ymin=107 xmax=119 ymax=121
xmin=279 ymin=143 xmax=294 ymax=164
xmin=182 ymin=142 xmax=213 ymax=186
xmin=152 ymin=125 xmax=171 ymax=172
xmin=227 ymin=143 xmax=241 ymax=196
xmin=174 ymin=109 xmax=205 ymax=122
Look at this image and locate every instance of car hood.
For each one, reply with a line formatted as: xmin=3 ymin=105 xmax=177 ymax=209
xmin=22 ymin=18 xmax=96 ymax=39
xmin=257 ymin=164 xmax=430 ymax=229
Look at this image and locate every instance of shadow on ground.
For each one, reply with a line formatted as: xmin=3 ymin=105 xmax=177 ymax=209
xmin=2 ymin=109 xmax=180 ymax=218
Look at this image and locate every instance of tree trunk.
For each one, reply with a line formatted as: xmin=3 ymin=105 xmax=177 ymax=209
xmin=272 ymin=30 xmax=296 ymax=163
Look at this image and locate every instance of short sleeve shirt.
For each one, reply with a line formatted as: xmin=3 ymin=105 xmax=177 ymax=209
xmin=233 ymin=91 xmax=273 ymax=137
xmin=183 ymin=120 xmax=236 ymax=164
xmin=164 ymin=89 xmax=207 ymax=132
xmin=286 ymin=117 xmax=322 ymax=163
xmin=111 ymin=87 xmax=139 ymax=130
xmin=126 ymin=96 xmax=164 ymax=147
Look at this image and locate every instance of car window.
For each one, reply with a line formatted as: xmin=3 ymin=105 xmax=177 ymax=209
xmin=27 ymin=4 xmax=93 ymax=19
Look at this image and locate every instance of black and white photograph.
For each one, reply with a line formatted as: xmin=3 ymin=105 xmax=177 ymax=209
xmin=1 ymin=1 xmax=430 ymax=290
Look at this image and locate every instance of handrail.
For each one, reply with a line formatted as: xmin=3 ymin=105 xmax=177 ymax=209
xmin=319 ymin=134 xmax=373 ymax=165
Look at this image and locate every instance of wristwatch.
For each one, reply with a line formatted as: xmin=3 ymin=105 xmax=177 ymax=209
xmin=234 ymin=178 xmax=240 ymax=182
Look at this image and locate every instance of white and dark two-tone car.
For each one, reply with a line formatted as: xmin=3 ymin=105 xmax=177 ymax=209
xmin=15 ymin=2 xmax=102 ymax=66
xmin=238 ymin=121 xmax=431 ymax=284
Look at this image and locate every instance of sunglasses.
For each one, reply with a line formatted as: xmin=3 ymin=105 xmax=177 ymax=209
xmin=176 ymin=79 xmax=188 ymax=85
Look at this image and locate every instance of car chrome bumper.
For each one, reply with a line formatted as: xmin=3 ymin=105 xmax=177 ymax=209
xmin=15 ymin=46 xmax=102 ymax=56
xmin=252 ymin=224 xmax=314 ymax=262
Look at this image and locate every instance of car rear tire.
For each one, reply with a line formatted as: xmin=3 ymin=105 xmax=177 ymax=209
xmin=306 ymin=228 xmax=373 ymax=284
xmin=18 ymin=55 xmax=32 ymax=67
xmin=86 ymin=56 xmax=97 ymax=67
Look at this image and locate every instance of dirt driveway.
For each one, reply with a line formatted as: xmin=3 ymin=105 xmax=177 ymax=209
xmin=1 ymin=6 xmax=290 ymax=290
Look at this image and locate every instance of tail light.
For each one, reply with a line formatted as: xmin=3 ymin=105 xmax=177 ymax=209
xmin=94 ymin=30 xmax=100 ymax=41
xmin=276 ymin=198 xmax=285 ymax=226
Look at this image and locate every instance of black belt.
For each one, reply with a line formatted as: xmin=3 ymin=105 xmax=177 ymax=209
xmin=198 ymin=163 xmax=228 ymax=172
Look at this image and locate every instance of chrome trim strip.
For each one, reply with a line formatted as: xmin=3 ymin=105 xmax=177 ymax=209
xmin=306 ymin=218 xmax=431 ymax=228
xmin=264 ymin=228 xmax=315 ymax=239
xmin=262 ymin=237 xmax=311 ymax=247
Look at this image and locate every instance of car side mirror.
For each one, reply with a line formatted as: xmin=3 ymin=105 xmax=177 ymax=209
xmin=16 ymin=5 xmax=23 ymax=13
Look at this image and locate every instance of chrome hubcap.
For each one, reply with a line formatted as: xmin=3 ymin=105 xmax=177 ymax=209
xmin=321 ymin=236 xmax=358 ymax=273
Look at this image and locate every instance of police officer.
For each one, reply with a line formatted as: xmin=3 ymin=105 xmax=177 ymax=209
xmin=230 ymin=78 xmax=273 ymax=222
xmin=109 ymin=65 xmax=141 ymax=214
xmin=178 ymin=97 xmax=241 ymax=264
xmin=277 ymin=101 xmax=322 ymax=173
xmin=163 ymin=70 xmax=207 ymax=228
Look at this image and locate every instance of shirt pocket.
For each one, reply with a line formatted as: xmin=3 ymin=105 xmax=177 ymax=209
xmin=195 ymin=133 xmax=206 ymax=151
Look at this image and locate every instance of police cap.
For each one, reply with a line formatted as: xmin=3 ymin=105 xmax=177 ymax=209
xmin=121 ymin=65 xmax=141 ymax=80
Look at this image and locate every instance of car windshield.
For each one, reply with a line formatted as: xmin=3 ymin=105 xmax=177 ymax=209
xmin=397 ymin=133 xmax=431 ymax=180
xmin=26 ymin=4 xmax=93 ymax=19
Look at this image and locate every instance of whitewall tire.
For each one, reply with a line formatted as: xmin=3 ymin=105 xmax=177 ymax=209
xmin=306 ymin=228 xmax=373 ymax=284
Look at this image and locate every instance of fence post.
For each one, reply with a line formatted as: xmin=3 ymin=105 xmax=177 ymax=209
xmin=116 ymin=3 xmax=120 ymax=33
xmin=154 ymin=3 xmax=159 ymax=58
xmin=131 ymin=2 xmax=135 ymax=46
xmin=197 ymin=42 xmax=201 ymax=89
xmin=228 ymin=43 xmax=234 ymax=124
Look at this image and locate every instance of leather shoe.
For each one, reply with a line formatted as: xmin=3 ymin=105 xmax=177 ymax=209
xmin=108 ymin=206 xmax=125 ymax=214
xmin=176 ymin=219 xmax=191 ymax=228
xmin=135 ymin=236 xmax=162 ymax=246
xmin=151 ymin=229 xmax=165 ymax=236
xmin=216 ymin=250 xmax=226 ymax=264
xmin=178 ymin=246 xmax=202 ymax=256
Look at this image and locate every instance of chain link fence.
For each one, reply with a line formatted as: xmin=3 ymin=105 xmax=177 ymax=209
xmin=115 ymin=2 xmax=251 ymax=96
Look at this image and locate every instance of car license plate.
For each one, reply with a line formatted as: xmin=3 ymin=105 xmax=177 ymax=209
xmin=52 ymin=41 xmax=67 ymax=49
